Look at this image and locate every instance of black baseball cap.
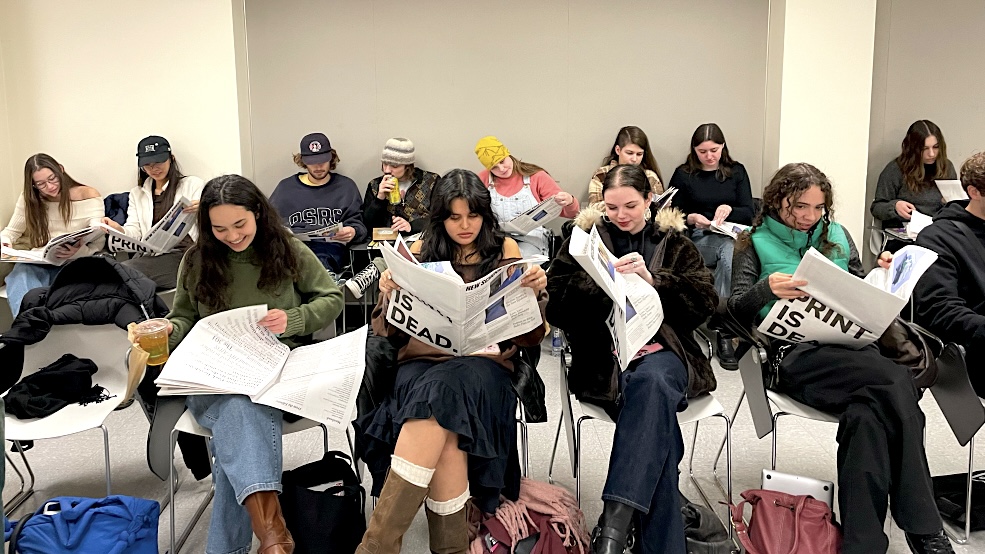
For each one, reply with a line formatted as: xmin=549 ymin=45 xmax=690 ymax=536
xmin=137 ymin=136 xmax=172 ymax=166
xmin=300 ymin=133 xmax=333 ymax=165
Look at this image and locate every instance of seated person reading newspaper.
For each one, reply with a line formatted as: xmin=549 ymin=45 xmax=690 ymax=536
xmin=353 ymin=169 xmax=548 ymax=554
xmin=546 ymin=164 xmax=718 ymax=554
xmin=728 ymin=162 xmax=954 ymax=554
xmin=163 ymin=175 xmax=343 ymax=554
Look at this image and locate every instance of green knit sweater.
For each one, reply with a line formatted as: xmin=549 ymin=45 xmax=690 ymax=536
xmin=167 ymin=237 xmax=343 ymax=350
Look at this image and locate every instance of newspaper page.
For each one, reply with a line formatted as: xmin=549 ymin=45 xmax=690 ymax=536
xmin=905 ymin=210 xmax=934 ymax=238
xmin=254 ymin=325 xmax=367 ymax=429
xmin=708 ymin=221 xmax=750 ymax=240
xmin=654 ymin=187 xmax=678 ymax=211
xmin=294 ymin=222 xmax=344 ymax=243
xmin=568 ymin=226 xmax=664 ymax=370
xmin=378 ymin=236 xmax=547 ymax=356
xmin=103 ymin=196 xmax=194 ymax=254
xmin=757 ymin=245 xmax=938 ymax=347
xmin=1 ymin=227 xmax=105 ymax=265
xmin=501 ymin=196 xmax=563 ymax=235
xmin=936 ymin=180 xmax=968 ymax=203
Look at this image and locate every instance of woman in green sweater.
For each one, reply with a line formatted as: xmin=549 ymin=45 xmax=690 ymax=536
xmin=167 ymin=174 xmax=343 ymax=554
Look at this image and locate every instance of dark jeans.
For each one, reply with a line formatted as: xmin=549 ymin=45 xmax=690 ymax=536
xmin=777 ymin=343 xmax=941 ymax=554
xmin=601 ymin=350 xmax=689 ymax=553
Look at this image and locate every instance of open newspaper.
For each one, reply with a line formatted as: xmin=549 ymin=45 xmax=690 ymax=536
xmin=935 ymin=180 xmax=968 ymax=203
xmin=757 ymin=245 xmax=938 ymax=347
xmin=294 ymin=222 xmax=345 ymax=243
xmin=98 ymin=196 xmax=195 ymax=254
xmin=378 ymin=235 xmax=546 ymax=356
xmin=155 ymin=305 xmax=367 ymax=429
xmin=568 ymin=226 xmax=664 ymax=370
xmin=501 ymin=197 xmax=563 ymax=235
xmin=1 ymin=227 xmax=104 ymax=265
xmin=708 ymin=221 xmax=750 ymax=239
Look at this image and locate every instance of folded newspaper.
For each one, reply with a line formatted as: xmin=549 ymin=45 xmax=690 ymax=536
xmin=935 ymin=180 xmax=968 ymax=203
xmin=1 ymin=227 xmax=104 ymax=265
xmin=378 ymin=235 xmax=547 ymax=356
xmin=568 ymin=226 xmax=664 ymax=370
xmin=155 ymin=305 xmax=367 ymax=429
xmin=501 ymin=197 xmax=563 ymax=235
xmin=294 ymin=222 xmax=345 ymax=243
xmin=757 ymin=245 xmax=938 ymax=347
xmin=98 ymin=196 xmax=195 ymax=254
xmin=708 ymin=221 xmax=750 ymax=239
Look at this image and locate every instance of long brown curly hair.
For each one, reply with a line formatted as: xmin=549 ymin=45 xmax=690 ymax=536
xmin=737 ymin=163 xmax=842 ymax=257
xmin=897 ymin=120 xmax=950 ymax=193
xmin=21 ymin=154 xmax=87 ymax=248
xmin=182 ymin=174 xmax=303 ymax=311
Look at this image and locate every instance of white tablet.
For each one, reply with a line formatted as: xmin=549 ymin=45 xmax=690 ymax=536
xmin=761 ymin=469 xmax=835 ymax=508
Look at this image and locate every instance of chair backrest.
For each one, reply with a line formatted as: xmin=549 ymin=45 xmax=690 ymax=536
xmin=930 ymin=342 xmax=985 ymax=446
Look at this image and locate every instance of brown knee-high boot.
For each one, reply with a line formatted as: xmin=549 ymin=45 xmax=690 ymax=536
xmin=426 ymin=506 xmax=469 ymax=554
xmin=356 ymin=471 xmax=430 ymax=554
xmin=243 ymin=491 xmax=294 ymax=554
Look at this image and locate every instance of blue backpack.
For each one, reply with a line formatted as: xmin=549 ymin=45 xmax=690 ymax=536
xmin=8 ymin=495 xmax=159 ymax=554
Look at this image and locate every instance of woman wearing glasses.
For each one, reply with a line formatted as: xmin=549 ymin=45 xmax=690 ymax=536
xmin=99 ymin=135 xmax=204 ymax=290
xmin=1 ymin=153 xmax=104 ymax=314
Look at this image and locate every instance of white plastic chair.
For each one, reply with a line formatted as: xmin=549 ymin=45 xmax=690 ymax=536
xmin=2 ymin=323 xmax=131 ymax=515
xmin=167 ymin=408 xmax=346 ymax=553
xmin=546 ymin=335 xmax=732 ymax=528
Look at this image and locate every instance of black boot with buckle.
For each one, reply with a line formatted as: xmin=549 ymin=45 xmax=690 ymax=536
xmin=591 ymin=500 xmax=636 ymax=554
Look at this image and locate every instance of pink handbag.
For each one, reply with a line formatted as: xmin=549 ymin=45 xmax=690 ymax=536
xmin=729 ymin=489 xmax=842 ymax=554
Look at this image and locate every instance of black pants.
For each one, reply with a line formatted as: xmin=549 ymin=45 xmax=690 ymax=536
xmin=777 ymin=343 xmax=941 ymax=554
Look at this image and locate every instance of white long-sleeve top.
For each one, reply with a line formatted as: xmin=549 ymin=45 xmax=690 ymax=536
xmin=122 ymin=176 xmax=205 ymax=243
xmin=1 ymin=194 xmax=106 ymax=256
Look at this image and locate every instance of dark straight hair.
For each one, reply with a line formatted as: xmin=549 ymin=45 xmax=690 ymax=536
xmin=419 ymin=169 xmax=507 ymax=277
xmin=681 ymin=123 xmax=737 ymax=181
xmin=602 ymin=126 xmax=663 ymax=184
xmin=896 ymin=119 xmax=950 ymax=193
xmin=183 ymin=174 xmax=303 ymax=311
xmin=137 ymin=152 xmax=186 ymax=209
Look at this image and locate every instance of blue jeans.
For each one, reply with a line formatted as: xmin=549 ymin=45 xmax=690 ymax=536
xmin=186 ymin=395 xmax=284 ymax=554
xmin=601 ymin=351 xmax=689 ymax=554
xmin=690 ymin=230 xmax=734 ymax=299
xmin=5 ymin=264 xmax=60 ymax=314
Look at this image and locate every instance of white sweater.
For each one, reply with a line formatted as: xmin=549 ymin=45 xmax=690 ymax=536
xmin=122 ymin=176 xmax=205 ymax=244
xmin=1 ymin=195 xmax=106 ymax=257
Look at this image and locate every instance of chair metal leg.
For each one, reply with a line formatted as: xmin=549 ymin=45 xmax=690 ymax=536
xmin=713 ymin=390 xmax=744 ymax=475
xmin=100 ymin=424 xmax=112 ymax=497
xmin=169 ymin=429 xmax=215 ymax=554
xmin=548 ymin=416 xmax=563 ymax=484
xmin=944 ymin=434 xmax=975 ymax=545
xmin=686 ymin=415 xmax=734 ymax=539
xmin=770 ymin=412 xmax=788 ymax=470
xmin=575 ymin=416 xmax=590 ymax=506
xmin=3 ymin=446 xmax=35 ymax=516
xmin=517 ymin=418 xmax=529 ymax=478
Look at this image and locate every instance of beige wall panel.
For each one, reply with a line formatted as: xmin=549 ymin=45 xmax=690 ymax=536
xmin=245 ymin=0 xmax=770 ymax=200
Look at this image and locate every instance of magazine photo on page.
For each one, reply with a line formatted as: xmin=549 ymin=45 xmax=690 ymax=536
xmin=378 ymin=235 xmax=547 ymax=356
xmin=1 ymin=227 xmax=104 ymax=265
xmin=500 ymin=196 xmax=563 ymax=235
xmin=568 ymin=225 xmax=664 ymax=370
xmin=155 ymin=305 xmax=367 ymax=429
xmin=98 ymin=196 xmax=195 ymax=254
xmin=757 ymin=245 xmax=938 ymax=347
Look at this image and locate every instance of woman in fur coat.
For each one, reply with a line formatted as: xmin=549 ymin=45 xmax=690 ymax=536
xmin=546 ymin=164 xmax=718 ymax=554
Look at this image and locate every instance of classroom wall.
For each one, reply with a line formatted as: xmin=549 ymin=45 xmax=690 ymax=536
xmin=0 ymin=0 xmax=243 ymax=226
xmin=866 ymin=0 xmax=985 ymax=253
xmin=242 ymin=0 xmax=771 ymax=200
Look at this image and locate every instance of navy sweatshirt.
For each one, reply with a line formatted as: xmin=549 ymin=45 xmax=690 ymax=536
xmin=669 ymin=162 xmax=755 ymax=226
xmin=269 ymin=172 xmax=367 ymax=273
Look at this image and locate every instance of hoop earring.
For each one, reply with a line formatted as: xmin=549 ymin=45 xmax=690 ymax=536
xmin=601 ymin=213 xmax=611 ymax=223
xmin=643 ymin=208 xmax=652 ymax=222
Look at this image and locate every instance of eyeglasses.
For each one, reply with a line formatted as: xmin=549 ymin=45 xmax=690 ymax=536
xmin=142 ymin=161 xmax=167 ymax=171
xmin=33 ymin=174 xmax=60 ymax=190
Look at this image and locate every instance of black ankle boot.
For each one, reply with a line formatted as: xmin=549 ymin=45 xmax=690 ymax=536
xmin=905 ymin=530 xmax=954 ymax=554
xmin=716 ymin=332 xmax=738 ymax=370
xmin=591 ymin=500 xmax=636 ymax=554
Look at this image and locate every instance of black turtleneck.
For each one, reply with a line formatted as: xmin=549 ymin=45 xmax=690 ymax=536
xmin=607 ymin=221 xmax=656 ymax=262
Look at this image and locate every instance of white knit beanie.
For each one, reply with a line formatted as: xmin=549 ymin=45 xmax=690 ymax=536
xmin=381 ymin=137 xmax=415 ymax=166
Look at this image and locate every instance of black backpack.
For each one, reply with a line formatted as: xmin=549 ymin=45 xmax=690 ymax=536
xmin=281 ymin=451 xmax=366 ymax=554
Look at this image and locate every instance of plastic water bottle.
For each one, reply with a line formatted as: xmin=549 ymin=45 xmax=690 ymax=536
xmin=551 ymin=327 xmax=562 ymax=356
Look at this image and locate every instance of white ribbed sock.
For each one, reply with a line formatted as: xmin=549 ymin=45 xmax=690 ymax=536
xmin=390 ymin=455 xmax=434 ymax=488
xmin=425 ymin=487 xmax=470 ymax=515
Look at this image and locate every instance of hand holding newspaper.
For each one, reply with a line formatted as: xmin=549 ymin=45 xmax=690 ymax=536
xmin=757 ymin=245 xmax=938 ymax=347
xmin=708 ymin=221 xmax=750 ymax=240
xmin=378 ymin=235 xmax=547 ymax=356
xmin=568 ymin=226 xmax=664 ymax=370
xmin=1 ymin=227 xmax=104 ymax=265
xmin=97 ymin=196 xmax=195 ymax=254
xmin=905 ymin=210 xmax=934 ymax=238
xmin=155 ymin=305 xmax=367 ymax=429
xmin=501 ymin=197 xmax=563 ymax=235
xmin=294 ymin=222 xmax=345 ymax=243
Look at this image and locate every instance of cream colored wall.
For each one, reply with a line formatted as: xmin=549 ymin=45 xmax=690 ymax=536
xmin=776 ymin=0 xmax=877 ymax=242
xmin=0 ymin=0 xmax=242 ymax=224
xmin=867 ymin=0 xmax=985 ymax=233
xmin=0 ymin=4 xmax=16 ymax=225
xmin=243 ymin=0 xmax=771 ymax=200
